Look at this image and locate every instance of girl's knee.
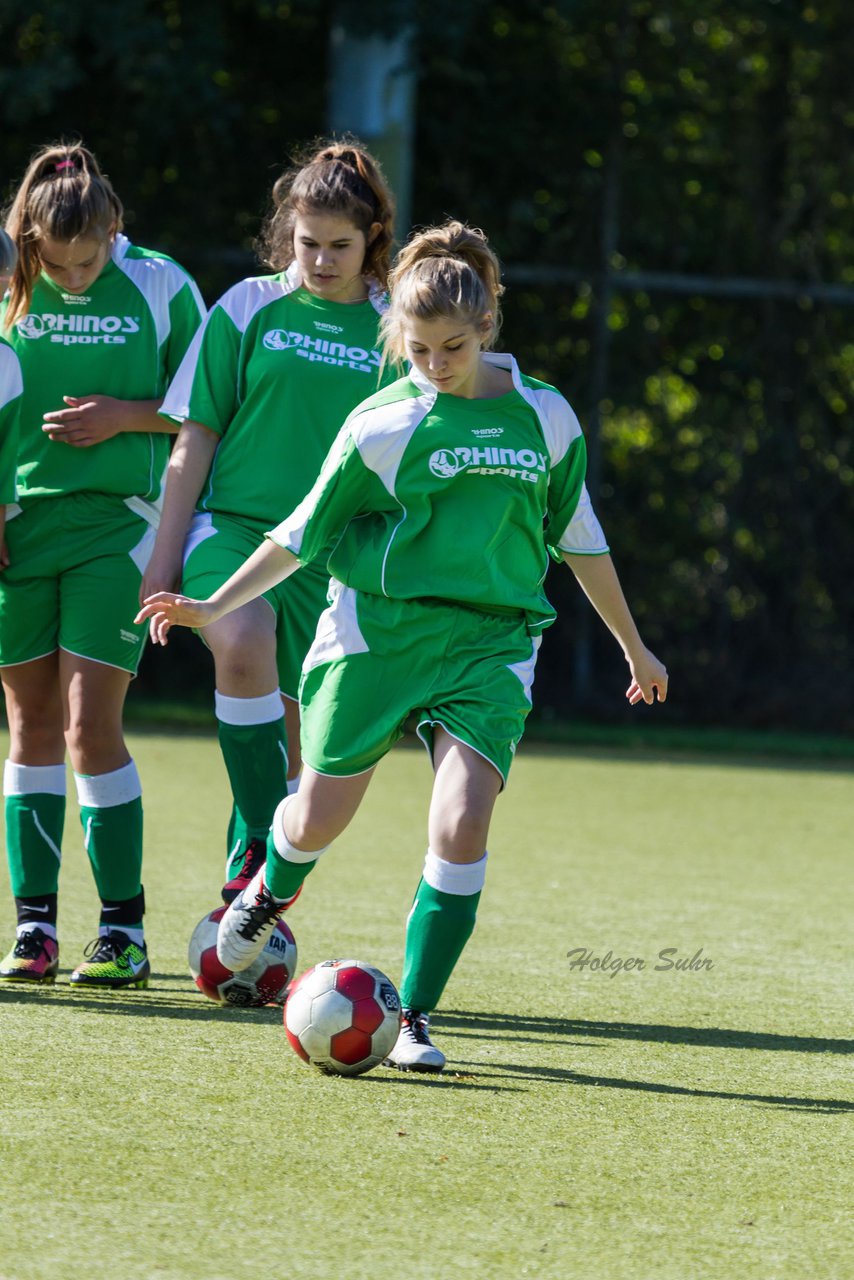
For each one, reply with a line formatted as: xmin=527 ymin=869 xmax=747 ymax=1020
xmin=282 ymin=792 xmax=349 ymax=851
xmin=430 ymin=809 xmax=491 ymax=858
xmin=9 ymin=718 xmax=65 ymax=761
xmin=212 ymin=631 xmax=276 ymax=691
xmin=65 ymin=721 xmax=122 ymax=761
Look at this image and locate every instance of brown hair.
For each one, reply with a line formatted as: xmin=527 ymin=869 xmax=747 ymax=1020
xmin=256 ymin=137 xmax=395 ymax=288
xmin=380 ymin=220 xmax=505 ymax=365
xmin=3 ymin=141 xmax=123 ymax=327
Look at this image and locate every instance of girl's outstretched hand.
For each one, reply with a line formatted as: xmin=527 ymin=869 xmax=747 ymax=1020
xmin=625 ymin=646 xmax=669 ymax=705
xmin=134 ymin=593 xmax=217 ymax=646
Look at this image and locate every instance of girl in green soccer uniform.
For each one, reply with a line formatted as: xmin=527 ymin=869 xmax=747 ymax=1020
xmin=0 ymin=229 xmax=22 ymax=566
xmin=0 ymin=143 xmax=204 ymax=988
xmin=142 ymin=140 xmax=396 ymax=904
xmin=138 ymin=221 xmax=668 ymax=1069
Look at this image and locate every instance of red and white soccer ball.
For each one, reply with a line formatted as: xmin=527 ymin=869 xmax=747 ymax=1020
xmin=284 ymin=959 xmax=401 ymax=1076
xmin=188 ymin=907 xmax=297 ymax=1007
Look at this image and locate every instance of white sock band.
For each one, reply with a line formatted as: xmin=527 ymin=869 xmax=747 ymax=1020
xmin=215 ymin=690 xmax=283 ymax=726
xmin=4 ymin=761 xmax=66 ymax=797
xmin=74 ymin=760 xmax=141 ymax=809
xmin=271 ymin=796 xmax=329 ymax=864
xmin=423 ymin=848 xmax=488 ymax=896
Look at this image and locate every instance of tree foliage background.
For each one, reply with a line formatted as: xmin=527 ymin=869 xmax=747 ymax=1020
xmin=2 ymin=0 xmax=853 ymax=731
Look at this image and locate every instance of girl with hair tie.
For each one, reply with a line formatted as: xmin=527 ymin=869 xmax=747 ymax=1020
xmin=143 ymin=138 xmax=397 ymax=905
xmin=0 ymin=142 xmax=204 ymax=989
xmin=139 ymin=220 xmax=667 ymax=1070
xmin=0 ymin=229 xmax=22 ymax=568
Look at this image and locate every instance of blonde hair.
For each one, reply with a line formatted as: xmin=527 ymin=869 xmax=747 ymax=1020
xmin=380 ymin=221 xmax=504 ymax=365
xmin=257 ymin=137 xmax=395 ymax=287
xmin=4 ymin=141 xmax=122 ymax=327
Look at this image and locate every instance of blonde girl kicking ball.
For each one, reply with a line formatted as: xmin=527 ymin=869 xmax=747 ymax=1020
xmin=138 ymin=221 xmax=667 ymax=1069
xmin=142 ymin=139 xmax=396 ymax=905
xmin=0 ymin=143 xmax=204 ymax=988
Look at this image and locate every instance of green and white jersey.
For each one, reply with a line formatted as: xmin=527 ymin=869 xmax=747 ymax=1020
xmin=1 ymin=233 xmax=204 ymax=519
xmin=0 ymin=336 xmax=23 ymax=505
xmin=268 ymin=354 xmax=609 ymax=634
xmin=161 ymin=263 xmax=392 ymax=529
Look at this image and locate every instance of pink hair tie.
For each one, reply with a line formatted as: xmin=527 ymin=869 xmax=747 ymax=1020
xmin=55 ymin=160 xmax=75 ymax=172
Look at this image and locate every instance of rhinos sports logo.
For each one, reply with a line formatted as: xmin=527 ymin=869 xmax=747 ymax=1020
xmin=16 ymin=313 xmax=140 ymax=345
xmin=428 ymin=445 xmax=547 ymax=485
xmin=428 ymin=449 xmax=461 ymax=479
xmin=262 ymin=327 xmax=381 ymax=372
xmin=263 ymin=329 xmax=292 ymax=351
xmin=16 ymin=316 xmax=48 ymax=340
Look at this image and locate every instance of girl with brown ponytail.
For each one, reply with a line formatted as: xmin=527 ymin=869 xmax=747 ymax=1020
xmin=0 ymin=229 xmax=21 ymax=570
xmin=142 ymin=137 xmax=397 ymax=906
xmin=139 ymin=218 xmax=668 ymax=1072
xmin=0 ymin=142 xmax=205 ymax=990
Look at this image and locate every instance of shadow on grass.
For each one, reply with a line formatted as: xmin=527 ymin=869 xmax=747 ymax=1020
xmin=450 ymin=1058 xmax=853 ymax=1114
xmin=5 ymin=988 xmax=849 ymax=1110
xmin=0 ymin=972 xmax=280 ymax=1022
xmin=436 ymin=1009 xmax=854 ymax=1056
xmin=434 ymin=1010 xmax=853 ymax=1112
xmin=363 ymin=1070 xmax=524 ymax=1094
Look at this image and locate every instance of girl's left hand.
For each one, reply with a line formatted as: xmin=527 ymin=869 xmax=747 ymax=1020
xmin=42 ymin=395 xmax=124 ymax=447
xmin=626 ymin=646 xmax=669 ymax=705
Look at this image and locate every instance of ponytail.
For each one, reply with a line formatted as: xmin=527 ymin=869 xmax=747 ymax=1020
xmin=381 ymin=221 xmax=505 ymax=364
xmin=3 ymin=141 xmax=123 ymax=327
xmin=257 ymin=136 xmax=395 ymax=287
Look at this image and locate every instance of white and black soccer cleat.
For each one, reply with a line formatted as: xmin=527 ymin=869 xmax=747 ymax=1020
xmin=383 ymin=1009 xmax=446 ymax=1073
xmin=216 ymin=866 xmax=286 ymax=972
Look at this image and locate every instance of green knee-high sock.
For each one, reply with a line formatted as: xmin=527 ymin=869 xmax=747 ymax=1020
xmin=263 ymin=796 xmax=325 ymax=901
xmin=399 ymin=852 xmax=488 ymax=1012
xmin=75 ymin=762 xmax=143 ymax=906
xmin=265 ymin=840 xmax=318 ymax=901
xmin=3 ymin=762 xmax=66 ymax=898
xmin=225 ymin=808 xmax=249 ymax=877
xmin=216 ymin=692 xmax=288 ymax=864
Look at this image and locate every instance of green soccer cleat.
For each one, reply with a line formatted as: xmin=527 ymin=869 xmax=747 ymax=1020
xmin=0 ymin=928 xmax=59 ymax=984
xmin=70 ymin=931 xmax=150 ymax=990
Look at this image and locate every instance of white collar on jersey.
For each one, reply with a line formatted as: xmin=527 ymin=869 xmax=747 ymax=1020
xmin=408 ymin=351 xmax=524 ymax=400
xmin=111 ymin=233 xmax=131 ymax=264
xmin=283 ymin=260 xmax=387 ymax=315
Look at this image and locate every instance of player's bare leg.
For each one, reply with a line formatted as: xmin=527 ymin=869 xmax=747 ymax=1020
xmin=217 ymin=766 xmax=375 ymax=971
xmin=283 ymin=695 xmax=302 ymax=784
xmin=389 ymin=728 xmax=502 ymax=1072
xmin=0 ymin=655 xmax=65 ymax=982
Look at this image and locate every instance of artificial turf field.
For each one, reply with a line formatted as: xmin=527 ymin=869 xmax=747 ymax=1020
xmin=0 ymin=727 xmax=851 ymax=1280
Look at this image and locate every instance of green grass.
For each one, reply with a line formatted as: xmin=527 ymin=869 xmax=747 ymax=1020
xmin=118 ymin=692 xmax=854 ymax=763
xmin=0 ymin=730 xmax=851 ymax=1280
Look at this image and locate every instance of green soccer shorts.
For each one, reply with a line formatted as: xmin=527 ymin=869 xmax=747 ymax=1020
xmin=182 ymin=512 xmax=331 ymax=700
xmin=298 ymin=585 xmax=542 ymax=786
xmin=0 ymin=492 xmax=154 ymax=673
